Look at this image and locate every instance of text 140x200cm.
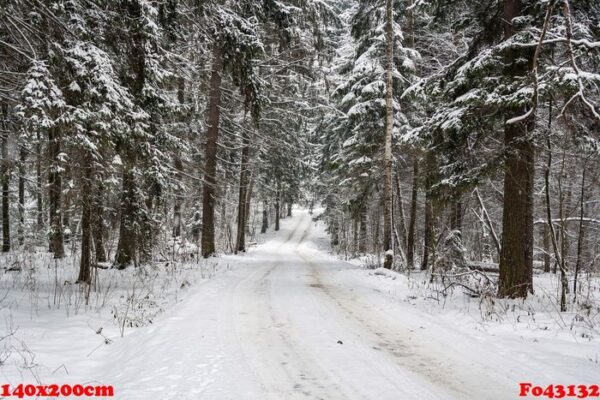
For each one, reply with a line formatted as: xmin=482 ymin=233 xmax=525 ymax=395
xmin=0 ymin=384 xmax=114 ymax=398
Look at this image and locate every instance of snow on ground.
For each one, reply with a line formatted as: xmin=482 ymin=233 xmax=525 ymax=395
xmin=0 ymin=245 xmax=226 ymax=383
xmin=1 ymin=209 xmax=599 ymax=399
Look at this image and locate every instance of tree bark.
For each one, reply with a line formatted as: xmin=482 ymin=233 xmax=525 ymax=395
xmin=115 ymin=166 xmax=138 ymax=268
xmin=573 ymin=166 xmax=586 ymax=300
xmin=406 ymin=160 xmax=418 ymax=268
xmin=201 ymin=45 xmax=224 ymax=258
xmin=352 ymin=211 xmax=358 ymax=256
xmin=173 ymin=77 xmax=185 ymax=239
xmin=173 ymin=161 xmax=182 ymax=238
xmin=498 ymin=115 xmax=535 ymax=298
xmin=36 ymin=132 xmax=43 ymax=232
xmin=543 ymin=222 xmax=550 ymax=272
xmin=244 ymin=172 xmax=254 ymax=235
xmin=48 ymin=126 xmax=64 ymax=258
xmin=17 ymin=146 xmax=25 ymax=246
xmin=275 ymin=182 xmax=281 ymax=232
xmin=394 ymin=167 xmax=407 ymax=252
xmin=1 ymin=132 xmax=10 ymax=252
xmin=421 ymin=193 xmax=433 ymax=271
xmin=235 ymin=127 xmax=252 ymax=253
xmin=261 ymin=201 xmax=268 ymax=234
xmin=114 ymin=0 xmax=146 ymax=268
xmin=92 ymin=180 xmax=106 ymax=263
xmin=139 ymin=177 xmax=160 ymax=264
xmin=63 ymin=162 xmax=72 ymax=244
xmin=382 ymin=0 xmax=394 ymax=269
xmin=498 ymin=0 xmax=535 ymax=298
xmin=78 ymin=155 xmax=92 ymax=284
xmin=544 ymin=138 xmax=567 ymax=310
xmin=359 ymin=203 xmax=367 ymax=254
xmin=557 ymin=150 xmax=570 ymax=285
xmin=331 ymin=216 xmax=339 ymax=247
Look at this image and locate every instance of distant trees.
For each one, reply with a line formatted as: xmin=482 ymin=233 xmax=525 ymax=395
xmin=0 ymin=0 xmax=334 ymax=285
xmin=319 ymin=0 xmax=418 ymax=264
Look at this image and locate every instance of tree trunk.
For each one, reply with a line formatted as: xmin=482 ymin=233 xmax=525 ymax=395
xmin=498 ymin=116 xmax=535 ymax=298
xmin=63 ymin=162 xmax=72 ymax=244
xmin=352 ymin=211 xmax=358 ymax=255
xmin=557 ymin=150 xmax=571 ymax=296
xmin=394 ymin=167 xmax=407 ymax=252
xmin=275 ymin=183 xmax=281 ymax=232
xmin=374 ymin=204 xmax=381 ymax=262
xmin=78 ymin=155 xmax=92 ymax=284
xmin=573 ymin=166 xmax=586 ymax=301
xmin=261 ymin=201 xmax=268 ymax=234
xmin=235 ymin=127 xmax=252 ymax=253
xmin=173 ymin=178 xmax=182 ymax=238
xmin=1 ymin=132 xmax=10 ymax=252
xmin=421 ymin=193 xmax=433 ymax=271
xmin=498 ymin=0 xmax=535 ymax=298
xmin=382 ymin=0 xmax=394 ymax=269
xmin=139 ymin=178 xmax=160 ymax=264
xmin=359 ymin=203 xmax=367 ymax=254
xmin=92 ymin=180 xmax=106 ymax=263
xmin=406 ymin=160 xmax=418 ymax=268
xmin=287 ymin=203 xmax=292 ymax=217
xmin=173 ymin=77 xmax=185 ymax=239
xmin=18 ymin=146 xmax=25 ymax=246
xmin=545 ymin=139 xmax=561 ymax=271
xmin=48 ymin=126 xmax=64 ymax=258
xmin=115 ymin=167 xmax=138 ymax=268
xmin=244 ymin=172 xmax=255 ymax=235
xmin=36 ymin=133 xmax=44 ymax=232
xmin=331 ymin=216 xmax=339 ymax=247
xmin=544 ymin=137 xmax=566 ymax=310
xmin=221 ymin=185 xmax=229 ymax=252
xmin=543 ymin=221 xmax=550 ymax=272
xmin=201 ymin=45 xmax=224 ymax=258
xmin=115 ymin=0 xmax=145 ymax=268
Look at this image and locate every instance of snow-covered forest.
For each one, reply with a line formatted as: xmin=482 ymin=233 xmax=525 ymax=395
xmin=0 ymin=0 xmax=599 ymax=398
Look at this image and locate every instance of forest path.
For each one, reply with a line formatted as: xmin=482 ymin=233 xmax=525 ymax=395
xmin=93 ymin=210 xmax=586 ymax=399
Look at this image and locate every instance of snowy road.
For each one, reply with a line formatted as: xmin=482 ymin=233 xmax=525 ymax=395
xmin=81 ymin=210 xmax=597 ymax=399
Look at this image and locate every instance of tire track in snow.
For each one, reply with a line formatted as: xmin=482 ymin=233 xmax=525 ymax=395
xmin=252 ymin=218 xmax=452 ymax=399
xmin=293 ymin=214 xmax=513 ymax=400
xmin=231 ymin=214 xmax=344 ymax=400
xmin=299 ymin=252 xmax=470 ymax=397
